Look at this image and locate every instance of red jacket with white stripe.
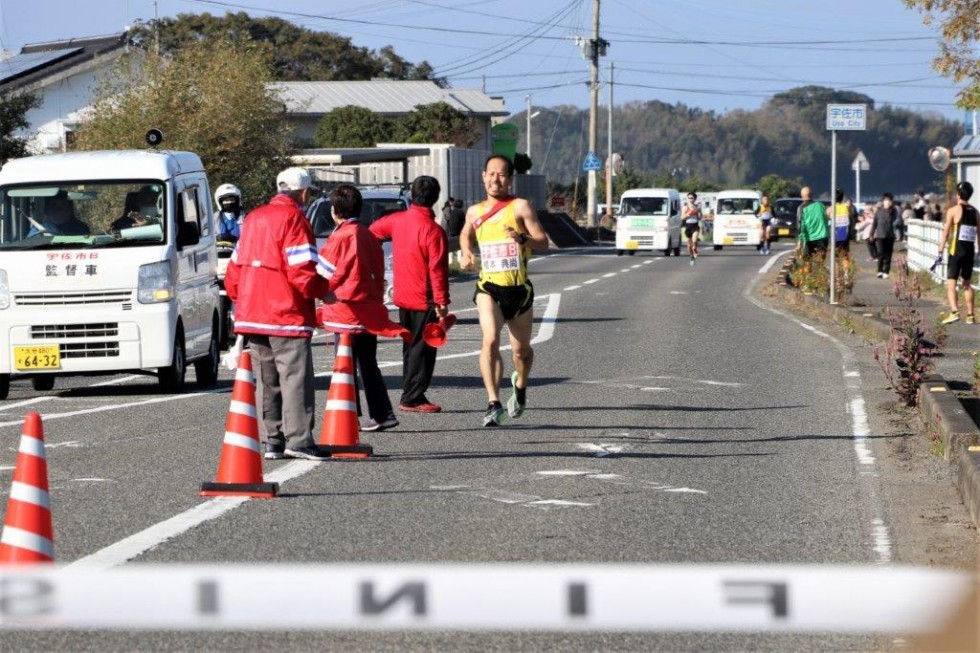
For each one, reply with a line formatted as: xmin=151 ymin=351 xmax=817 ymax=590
xmin=369 ymin=205 xmax=450 ymax=311
xmin=225 ymin=194 xmax=328 ymax=338
xmin=317 ymin=218 xmax=406 ymax=338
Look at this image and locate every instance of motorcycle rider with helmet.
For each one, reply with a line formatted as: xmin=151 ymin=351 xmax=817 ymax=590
xmin=214 ymin=183 xmax=245 ymax=242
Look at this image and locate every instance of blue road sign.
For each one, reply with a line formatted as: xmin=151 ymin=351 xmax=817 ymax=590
xmin=582 ymin=150 xmax=603 ymax=172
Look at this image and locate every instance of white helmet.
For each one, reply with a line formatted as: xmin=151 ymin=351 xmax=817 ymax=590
xmin=214 ymin=183 xmax=242 ymax=207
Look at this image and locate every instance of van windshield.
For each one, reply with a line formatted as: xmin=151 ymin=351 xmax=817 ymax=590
xmin=620 ymin=197 xmax=668 ymax=216
xmin=0 ymin=181 xmax=167 ymax=250
xmin=717 ymin=198 xmax=759 ymax=214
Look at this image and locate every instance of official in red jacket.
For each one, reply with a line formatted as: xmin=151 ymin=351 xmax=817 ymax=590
xmin=370 ymin=176 xmax=450 ymax=413
xmin=319 ymin=184 xmax=402 ymax=432
xmin=224 ymin=167 xmax=329 ymax=462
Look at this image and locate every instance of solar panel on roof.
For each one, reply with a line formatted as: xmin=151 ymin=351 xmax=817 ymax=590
xmin=0 ymin=47 xmax=82 ymax=84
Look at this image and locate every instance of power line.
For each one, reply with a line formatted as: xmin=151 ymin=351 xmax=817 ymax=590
xmin=432 ymin=1 xmax=580 ymax=77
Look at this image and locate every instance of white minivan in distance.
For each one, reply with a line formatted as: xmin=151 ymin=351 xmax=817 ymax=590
xmin=615 ymin=188 xmax=682 ymax=256
xmin=0 ymin=149 xmax=222 ymax=399
xmin=711 ymin=189 xmax=762 ymax=251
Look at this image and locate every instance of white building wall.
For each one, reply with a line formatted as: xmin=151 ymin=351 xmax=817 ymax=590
xmin=24 ymin=68 xmax=103 ymax=154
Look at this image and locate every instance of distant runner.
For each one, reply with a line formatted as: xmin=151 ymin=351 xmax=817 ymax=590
xmin=459 ymin=155 xmax=549 ymax=427
xmin=683 ymin=192 xmax=702 ymax=265
xmin=756 ymin=194 xmax=774 ymax=255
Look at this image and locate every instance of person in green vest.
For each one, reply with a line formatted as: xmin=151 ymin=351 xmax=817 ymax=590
xmin=797 ymin=186 xmax=829 ymax=257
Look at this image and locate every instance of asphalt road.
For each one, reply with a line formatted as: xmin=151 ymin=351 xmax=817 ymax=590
xmin=0 ymin=244 xmax=941 ymax=650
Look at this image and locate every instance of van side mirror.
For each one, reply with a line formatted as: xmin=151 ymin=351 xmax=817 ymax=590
xmin=177 ymin=221 xmax=200 ymax=249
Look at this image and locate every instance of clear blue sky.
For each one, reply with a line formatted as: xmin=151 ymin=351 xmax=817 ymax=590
xmin=0 ymin=0 xmax=966 ymax=123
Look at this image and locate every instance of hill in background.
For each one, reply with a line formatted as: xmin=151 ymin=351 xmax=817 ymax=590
xmin=511 ymin=86 xmax=962 ymax=198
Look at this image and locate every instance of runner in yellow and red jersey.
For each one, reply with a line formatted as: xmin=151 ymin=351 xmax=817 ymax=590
xmin=459 ymin=155 xmax=549 ymax=426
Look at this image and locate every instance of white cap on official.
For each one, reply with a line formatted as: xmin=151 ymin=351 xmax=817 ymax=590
xmin=276 ymin=167 xmax=311 ymax=192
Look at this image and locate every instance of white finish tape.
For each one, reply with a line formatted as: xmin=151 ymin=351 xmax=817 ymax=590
xmin=0 ymin=565 xmax=970 ymax=632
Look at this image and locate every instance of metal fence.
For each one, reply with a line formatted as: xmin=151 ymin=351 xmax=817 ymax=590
xmin=905 ymin=218 xmax=944 ymax=282
xmin=906 ymin=217 xmax=980 ymax=288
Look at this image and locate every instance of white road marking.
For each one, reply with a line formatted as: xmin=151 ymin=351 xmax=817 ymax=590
xmin=564 ymin=285 xmax=581 ymax=291
xmin=872 ymin=518 xmax=893 ymax=564
xmin=583 ymin=279 xmax=598 ymax=285
xmin=70 ymin=478 xmax=111 ymax=483
xmin=758 ymin=249 xmax=792 ymax=275
xmin=0 ymin=390 xmax=224 ymax=429
xmin=0 ymin=397 xmax=55 ymax=412
xmin=744 ymin=252 xmax=893 ymax=564
xmin=669 ymin=291 xmax=688 ymax=295
xmin=602 ymin=273 xmax=617 ymax=278
xmin=535 ymin=470 xmax=597 ymax=477
xmin=526 ymin=499 xmax=595 ymax=507
xmin=644 ymin=375 xmax=745 ymax=388
xmin=631 ymin=265 xmax=643 ymax=269
xmin=65 ymin=461 xmax=317 ymax=570
xmin=620 ymin=268 xmax=632 ymax=273
xmin=575 ymin=443 xmax=625 ymax=457
xmin=643 ymin=260 xmax=654 ymax=265
xmin=0 ymin=465 xmax=14 ymax=472
xmin=45 ymin=441 xmax=83 ymax=449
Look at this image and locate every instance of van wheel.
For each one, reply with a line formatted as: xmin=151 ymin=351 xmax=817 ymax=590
xmin=616 ymin=250 xmax=624 ymax=256
xmin=219 ymin=296 xmax=234 ymax=350
xmin=195 ymin=321 xmax=220 ymax=388
xmin=0 ymin=374 xmax=8 ymax=400
xmin=714 ymin=245 xmax=723 ymax=251
xmin=31 ymin=375 xmax=55 ymax=391
xmin=159 ymin=330 xmax=186 ymax=394
xmin=627 ymin=250 xmax=635 ymax=256
xmin=663 ymin=248 xmax=671 ymax=257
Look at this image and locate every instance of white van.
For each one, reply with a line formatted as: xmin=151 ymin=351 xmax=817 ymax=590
xmin=615 ymin=188 xmax=682 ymax=256
xmin=0 ymin=150 xmax=222 ymax=398
xmin=712 ymin=189 xmax=761 ymax=250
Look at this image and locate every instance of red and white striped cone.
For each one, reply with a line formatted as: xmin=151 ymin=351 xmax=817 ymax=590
xmin=0 ymin=412 xmax=55 ymax=564
xmin=317 ymin=332 xmax=373 ymax=458
xmin=200 ymin=350 xmax=279 ymax=498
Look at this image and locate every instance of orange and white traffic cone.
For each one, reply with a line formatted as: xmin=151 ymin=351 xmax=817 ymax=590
xmin=201 ymin=350 xmax=279 ymax=498
xmin=317 ymin=332 xmax=373 ymax=459
xmin=0 ymin=412 xmax=55 ymax=564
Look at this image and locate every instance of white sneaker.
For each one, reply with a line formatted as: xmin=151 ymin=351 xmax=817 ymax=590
xmin=882 ymin=273 xmax=889 ymax=279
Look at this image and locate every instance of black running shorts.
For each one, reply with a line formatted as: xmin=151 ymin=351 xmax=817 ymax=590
xmin=947 ymin=251 xmax=975 ymax=282
xmin=475 ymin=280 xmax=534 ymax=321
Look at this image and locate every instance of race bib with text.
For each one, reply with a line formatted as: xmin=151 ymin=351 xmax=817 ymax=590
xmin=480 ymin=240 xmax=521 ymax=272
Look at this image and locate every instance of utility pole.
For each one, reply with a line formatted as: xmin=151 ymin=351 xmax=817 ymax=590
xmin=526 ymin=94 xmax=532 ymax=162
xmin=605 ymin=60 xmax=614 ymax=218
xmin=153 ymin=1 xmax=160 ymax=56
xmin=586 ymin=0 xmax=601 ymax=228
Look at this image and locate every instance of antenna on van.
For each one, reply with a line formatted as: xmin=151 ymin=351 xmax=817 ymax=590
xmin=145 ymin=129 xmax=164 ymax=149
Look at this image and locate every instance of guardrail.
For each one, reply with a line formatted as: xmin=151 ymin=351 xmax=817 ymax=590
xmin=905 ymin=217 xmax=980 ymax=289
xmin=905 ymin=218 xmax=945 ymax=282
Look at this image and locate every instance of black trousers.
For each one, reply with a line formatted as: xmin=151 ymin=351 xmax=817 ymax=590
xmin=338 ymin=332 xmax=394 ymax=422
xmin=399 ymin=306 xmax=438 ymax=406
xmin=865 ymin=238 xmax=878 ymax=259
xmin=877 ymin=238 xmax=895 ymax=274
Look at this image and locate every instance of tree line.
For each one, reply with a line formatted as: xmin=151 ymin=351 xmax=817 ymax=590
xmin=514 ymin=86 xmax=963 ymax=201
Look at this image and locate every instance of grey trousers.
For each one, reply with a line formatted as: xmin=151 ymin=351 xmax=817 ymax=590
xmin=249 ymin=335 xmax=316 ymax=450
